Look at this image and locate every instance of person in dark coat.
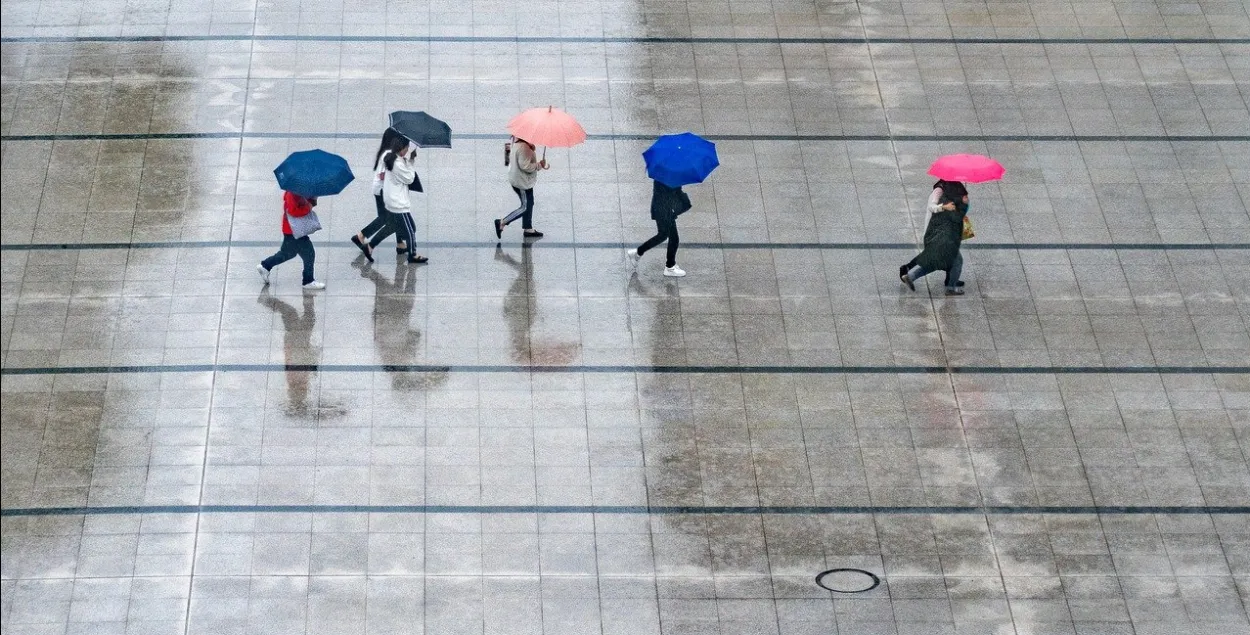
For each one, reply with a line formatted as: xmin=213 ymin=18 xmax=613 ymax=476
xmin=626 ymin=180 xmax=693 ymax=277
xmin=900 ymin=180 xmax=968 ymax=295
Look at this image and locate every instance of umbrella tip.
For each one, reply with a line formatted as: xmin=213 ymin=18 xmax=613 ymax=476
xmin=548 ymin=105 xmax=553 ymax=112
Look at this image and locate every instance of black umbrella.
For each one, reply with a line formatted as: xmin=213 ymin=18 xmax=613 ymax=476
xmin=388 ymin=111 xmax=452 ymax=148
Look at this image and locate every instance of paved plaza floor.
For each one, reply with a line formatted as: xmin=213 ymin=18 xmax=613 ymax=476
xmin=2 ymin=1 xmax=1250 ymax=633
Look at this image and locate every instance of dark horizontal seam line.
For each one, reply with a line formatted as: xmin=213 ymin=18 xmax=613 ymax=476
xmin=2 ymin=241 xmax=1248 ymax=252
xmin=2 ymin=364 xmax=1247 ymax=376
xmin=2 ymin=35 xmax=1248 ymax=44
xmin=2 ymin=504 xmax=1247 ymax=517
xmin=3 ymin=133 xmax=1249 ymax=142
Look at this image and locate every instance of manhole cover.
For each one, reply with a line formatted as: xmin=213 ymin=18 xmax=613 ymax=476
xmin=815 ymin=568 xmax=880 ymax=593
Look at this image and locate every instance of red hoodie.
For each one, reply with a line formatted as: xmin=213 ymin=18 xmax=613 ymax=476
xmin=282 ymin=192 xmax=313 ymax=235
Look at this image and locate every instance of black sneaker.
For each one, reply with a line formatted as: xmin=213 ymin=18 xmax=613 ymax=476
xmin=523 ymin=229 xmax=544 ymax=238
xmin=494 ymin=219 xmax=504 ymax=239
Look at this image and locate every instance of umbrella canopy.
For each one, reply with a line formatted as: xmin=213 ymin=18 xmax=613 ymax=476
xmin=642 ymin=132 xmax=719 ymax=188
xmin=507 ymin=106 xmax=587 ymax=148
xmin=273 ymin=149 xmax=355 ymax=198
xmin=927 ymin=154 xmax=1005 ymax=183
xmin=388 ymin=111 xmax=452 ymax=148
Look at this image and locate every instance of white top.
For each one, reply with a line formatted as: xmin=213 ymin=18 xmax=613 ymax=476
xmin=925 ymin=187 xmax=946 ymax=221
xmin=508 ymin=141 xmax=541 ymax=190
xmin=382 ymin=152 xmax=416 ymax=212
xmin=371 ymin=155 xmax=387 ymax=196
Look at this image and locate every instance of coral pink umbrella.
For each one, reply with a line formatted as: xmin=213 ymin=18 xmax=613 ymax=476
xmin=507 ymin=106 xmax=587 ymax=158
xmin=927 ymin=154 xmax=1005 ymax=183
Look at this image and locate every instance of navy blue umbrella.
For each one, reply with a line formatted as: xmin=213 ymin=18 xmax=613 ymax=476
xmin=642 ymin=132 xmax=719 ymax=188
xmin=389 ymin=111 xmax=452 ymax=148
xmin=273 ymin=149 xmax=355 ymax=198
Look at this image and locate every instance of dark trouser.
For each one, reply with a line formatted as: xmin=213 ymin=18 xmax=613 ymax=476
xmin=362 ymin=194 xmax=397 ymax=246
xmin=262 ymin=235 xmax=316 ymax=284
xmin=637 ymin=217 xmax=679 ymax=267
xmin=385 ymin=211 xmax=417 ymax=258
xmin=503 ymin=187 xmax=534 ymax=229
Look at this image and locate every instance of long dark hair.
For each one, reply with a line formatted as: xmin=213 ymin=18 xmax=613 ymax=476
xmin=933 ymin=179 xmax=968 ymax=202
xmin=375 ymin=126 xmax=400 ymax=168
xmin=381 ymin=135 xmax=409 ymax=171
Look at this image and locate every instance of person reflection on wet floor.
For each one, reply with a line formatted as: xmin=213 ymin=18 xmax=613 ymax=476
xmin=356 ymin=261 xmax=440 ymax=392
xmin=256 ymin=290 xmax=317 ymax=416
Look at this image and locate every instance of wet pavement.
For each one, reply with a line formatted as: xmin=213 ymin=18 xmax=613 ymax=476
xmin=3 ymin=1 xmax=1250 ymax=634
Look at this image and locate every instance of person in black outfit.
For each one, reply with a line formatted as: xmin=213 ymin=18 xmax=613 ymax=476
xmin=900 ymin=180 xmax=969 ymax=295
xmin=626 ymin=180 xmax=692 ymax=277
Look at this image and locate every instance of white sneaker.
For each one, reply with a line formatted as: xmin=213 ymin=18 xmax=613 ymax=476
xmin=302 ymin=280 xmax=326 ymax=290
xmin=625 ymin=248 xmax=640 ymax=268
xmin=256 ymin=263 xmax=270 ymax=285
xmin=663 ymin=265 xmax=686 ymax=277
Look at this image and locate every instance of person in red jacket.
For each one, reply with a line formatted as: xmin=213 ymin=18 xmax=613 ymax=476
xmin=257 ymin=191 xmax=325 ymax=290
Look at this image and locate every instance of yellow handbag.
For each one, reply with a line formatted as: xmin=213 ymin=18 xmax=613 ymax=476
xmin=962 ymin=216 xmax=975 ymax=240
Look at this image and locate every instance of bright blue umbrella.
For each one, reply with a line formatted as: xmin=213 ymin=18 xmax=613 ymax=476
xmin=642 ymin=132 xmax=719 ymax=188
xmin=273 ymin=149 xmax=355 ymax=198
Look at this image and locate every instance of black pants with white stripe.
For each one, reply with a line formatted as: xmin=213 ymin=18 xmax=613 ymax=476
xmin=503 ymin=186 xmax=534 ymax=229
xmin=384 ymin=211 xmax=417 ymax=259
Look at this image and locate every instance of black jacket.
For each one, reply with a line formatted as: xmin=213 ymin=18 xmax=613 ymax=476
xmin=914 ymin=207 xmax=966 ymax=271
xmin=650 ymin=181 xmax=692 ymax=221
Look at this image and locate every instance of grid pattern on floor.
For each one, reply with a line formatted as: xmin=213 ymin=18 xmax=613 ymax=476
xmin=3 ymin=1 xmax=1250 ymax=634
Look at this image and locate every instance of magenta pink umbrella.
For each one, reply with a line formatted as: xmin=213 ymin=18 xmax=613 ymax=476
xmin=927 ymin=154 xmax=1005 ymax=183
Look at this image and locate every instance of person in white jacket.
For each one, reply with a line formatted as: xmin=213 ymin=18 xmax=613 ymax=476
xmin=382 ymin=142 xmax=428 ymax=264
xmin=351 ymin=128 xmax=409 ymax=261
xmin=494 ymin=137 xmax=548 ymax=239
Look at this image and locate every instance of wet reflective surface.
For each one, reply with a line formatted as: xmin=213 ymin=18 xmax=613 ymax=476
xmin=3 ymin=1 xmax=1250 ymax=634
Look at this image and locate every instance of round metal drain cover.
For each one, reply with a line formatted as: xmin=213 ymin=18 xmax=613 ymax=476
xmin=815 ymin=568 xmax=880 ymax=593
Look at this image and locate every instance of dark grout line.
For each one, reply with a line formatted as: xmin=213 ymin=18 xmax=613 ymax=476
xmin=2 ymin=504 xmax=1246 ymax=517
xmin=2 ymin=35 xmax=1248 ymax=45
xmin=2 ymin=363 xmax=1247 ymax=376
xmin=3 ymin=132 xmax=1249 ymax=142
xmin=2 ymin=240 xmax=1248 ymax=252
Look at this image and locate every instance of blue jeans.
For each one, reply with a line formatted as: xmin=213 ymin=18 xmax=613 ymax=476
xmin=908 ymin=253 xmax=962 ymax=290
xmin=262 ymin=235 xmax=316 ymax=284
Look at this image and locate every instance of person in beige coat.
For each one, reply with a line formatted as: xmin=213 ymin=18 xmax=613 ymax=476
xmin=494 ymin=137 xmax=548 ymax=239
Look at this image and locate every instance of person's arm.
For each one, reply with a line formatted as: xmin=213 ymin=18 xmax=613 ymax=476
xmin=389 ymin=153 xmax=416 ymax=185
xmin=517 ymin=144 xmax=540 ymax=173
xmin=925 ymin=188 xmax=947 ymax=215
xmin=284 ymin=193 xmax=312 ymax=218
